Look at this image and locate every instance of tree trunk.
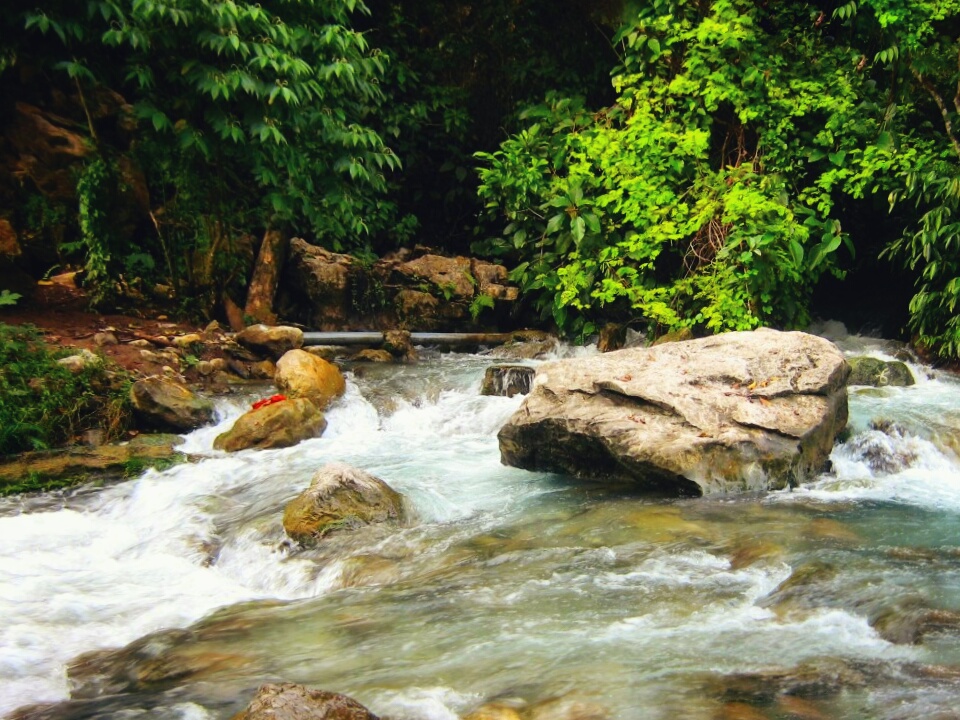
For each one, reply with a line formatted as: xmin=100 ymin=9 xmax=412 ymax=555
xmin=244 ymin=228 xmax=289 ymax=325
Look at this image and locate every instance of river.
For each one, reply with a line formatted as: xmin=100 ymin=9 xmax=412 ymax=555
xmin=2 ymin=331 xmax=960 ymax=719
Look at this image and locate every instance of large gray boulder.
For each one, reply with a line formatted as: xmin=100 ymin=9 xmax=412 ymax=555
xmin=233 ymin=683 xmax=379 ymax=720
xmin=498 ymin=329 xmax=850 ymax=496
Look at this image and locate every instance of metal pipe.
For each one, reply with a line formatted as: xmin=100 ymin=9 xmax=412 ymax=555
xmin=302 ymin=331 xmax=516 ymax=347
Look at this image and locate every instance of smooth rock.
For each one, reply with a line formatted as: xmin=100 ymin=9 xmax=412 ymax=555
xmin=283 ymin=463 xmax=405 ymax=545
xmin=214 ymin=397 xmax=326 ymax=452
xmin=232 ymin=682 xmax=379 ymax=720
xmin=275 ymin=349 xmax=346 ymax=408
xmin=130 ymin=376 xmax=215 ymax=432
xmin=236 ymin=324 xmax=304 ymax=358
xmin=498 ymin=329 xmax=850 ymax=496
xmin=847 ymin=356 xmax=915 ymax=387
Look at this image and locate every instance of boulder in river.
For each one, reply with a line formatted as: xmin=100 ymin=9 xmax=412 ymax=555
xmin=275 ymin=349 xmax=346 ymax=408
xmin=283 ymin=463 xmax=406 ymax=545
xmin=847 ymin=356 xmax=915 ymax=387
xmin=130 ymin=376 xmax=215 ymax=432
xmin=235 ymin=324 xmax=304 ymax=359
xmin=498 ymin=329 xmax=850 ymax=496
xmin=233 ymin=682 xmax=379 ymax=720
xmin=214 ymin=397 xmax=327 ymax=452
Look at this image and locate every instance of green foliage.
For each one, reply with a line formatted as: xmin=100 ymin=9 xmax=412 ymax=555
xmin=74 ymin=157 xmax=117 ymax=306
xmin=477 ymin=2 xmax=881 ymax=336
xmin=469 ymin=293 xmax=495 ymax=322
xmin=3 ymin=0 xmax=400 ymax=307
xmin=0 ymin=324 xmax=132 ymax=455
xmin=0 ymin=290 xmax=21 ymax=307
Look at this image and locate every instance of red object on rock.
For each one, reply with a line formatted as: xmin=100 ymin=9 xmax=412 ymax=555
xmin=252 ymin=394 xmax=287 ymax=410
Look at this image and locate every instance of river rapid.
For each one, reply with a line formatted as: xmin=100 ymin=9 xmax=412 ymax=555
xmin=2 ymin=331 xmax=960 ymax=719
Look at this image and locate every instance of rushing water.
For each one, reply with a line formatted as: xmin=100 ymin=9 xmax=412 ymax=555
xmin=2 ymin=337 xmax=960 ymax=719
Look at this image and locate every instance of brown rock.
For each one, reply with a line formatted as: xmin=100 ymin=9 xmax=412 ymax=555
xmin=232 ymin=683 xmax=379 ymax=720
xmin=236 ymin=324 xmax=304 ymax=358
xmin=597 ymin=323 xmax=626 ymax=353
xmin=392 ymin=253 xmax=474 ymax=299
xmin=0 ymin=218 xmax=20 ymax=258
xmin=214 ymin=397 xmax=326 ymax=452
xmin=130 ymin=377 xmax=215 ymax=432
xmin=351 ymin=349 xmax=394 ymax=363
xmin=282 ymin=463 xmax=405 ymax=545
xmin=275 ymin=350 xmax=345 ymax=408
xmin=283 ymin=238 xmax=357 ymax=329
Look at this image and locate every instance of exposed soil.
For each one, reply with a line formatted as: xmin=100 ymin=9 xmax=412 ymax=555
xmin=0 ymin=278 xmax=206 ymax=376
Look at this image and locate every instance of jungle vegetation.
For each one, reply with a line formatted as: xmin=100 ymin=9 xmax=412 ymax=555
xmin=3 ymin=1 xmax=960 ymax=357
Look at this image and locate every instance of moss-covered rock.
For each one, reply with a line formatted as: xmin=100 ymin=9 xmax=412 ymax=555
xmin=0 ymin=434 xmax=187 ymax=496
xmin=283 ymin=463 xmax=405 ymax=545
xmin=847 ymin=356 xmax=915 ymax=387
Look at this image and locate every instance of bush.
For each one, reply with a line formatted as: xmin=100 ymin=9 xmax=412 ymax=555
xmin=0 ymin=324 xmax=132 ymax=455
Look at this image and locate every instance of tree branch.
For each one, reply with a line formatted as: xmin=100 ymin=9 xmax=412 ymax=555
xmin=912 ymin=66 xmax=960 ymax=160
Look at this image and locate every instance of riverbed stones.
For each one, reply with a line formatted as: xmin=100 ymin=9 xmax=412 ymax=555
xmin=130 ymin=376 xmax=215 ymax=431
xmin=498 ymin=328 xmax=850 ymax=496
xmin=283 ymin=463 xmax=405 ymax=545
xmin=232 ymin=683 xmax=379 ymax=720
xmin=236 ymin=324 xmax=304 ymax=358
xmin=214 ymin=397 xmax=327 ymax=452
xmin=275 ymin=349 xmax=345 ymax=408
xmin=847 ymin=356 xmax=915 ymax=387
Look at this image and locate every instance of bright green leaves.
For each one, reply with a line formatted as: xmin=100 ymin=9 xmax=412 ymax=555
xmin=477 ymin=0 xmax=866 ymax=338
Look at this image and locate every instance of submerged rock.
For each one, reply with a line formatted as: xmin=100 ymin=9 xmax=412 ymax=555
xmin=480 ymin=365 xmax=535 ymax=397
xmin=275 ymin=350 xmax=346 ymax=409
xmin=283 ymin=463 xmax=406 ymax=546
xmin=498 ymin=329 xmax=850 ymax=496
xmin=847 ymin=356 xmax=915 ymax=387
xmin=233 ymin=683 xmax=379 ymax=720
xmin=130 ymin=376 xmax=215 ymax=431
xmin=214 ymin=397 xmax=326 ymax=452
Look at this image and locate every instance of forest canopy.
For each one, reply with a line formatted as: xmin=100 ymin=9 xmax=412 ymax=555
xmin=3 ymin=1 xmax=960 ymax=357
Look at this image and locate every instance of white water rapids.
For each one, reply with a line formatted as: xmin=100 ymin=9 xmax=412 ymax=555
xmin=1 ymin=336 xmax=960 ymax=718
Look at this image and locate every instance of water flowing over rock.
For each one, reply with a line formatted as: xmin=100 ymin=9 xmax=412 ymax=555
xmin=498 ymin=329 xmax=850 ymax=496
xmin=847 ymin=356 xmax=915 ymax=387
xmin=480 ymin=365 xmax=535 ymax=397
xmin=214 ymin=398 xmax=327 ymax=452
xmin=275 ymin=350 xmax=345 ymax=409
xmin=283 ymin=463 xmax=406 ymax=545
xmin=130 ymin=376 xmax=214 ymax=432
xmin=232 ymin=683 xmax=379 ymax=720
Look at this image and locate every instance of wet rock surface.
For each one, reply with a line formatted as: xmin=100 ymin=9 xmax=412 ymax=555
xmin=847 ymin=356 xmax=915 ymax=387
xmin=232 ymin=683 xmax=379 ymax=720
xmin=499 ymin=329 xmax=850 ymax=496
xmin=275 ymin=350 xmax=346 ymax=409
xmin=283 ymin=463 xmax=406 ymax=546
xmin=129 ymin=376 xmax=215 ymax=432
xmin=480 ymin=364 xmax=535 ymax=397
xmin=214 ymin=398 xmax=327 ymax=452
